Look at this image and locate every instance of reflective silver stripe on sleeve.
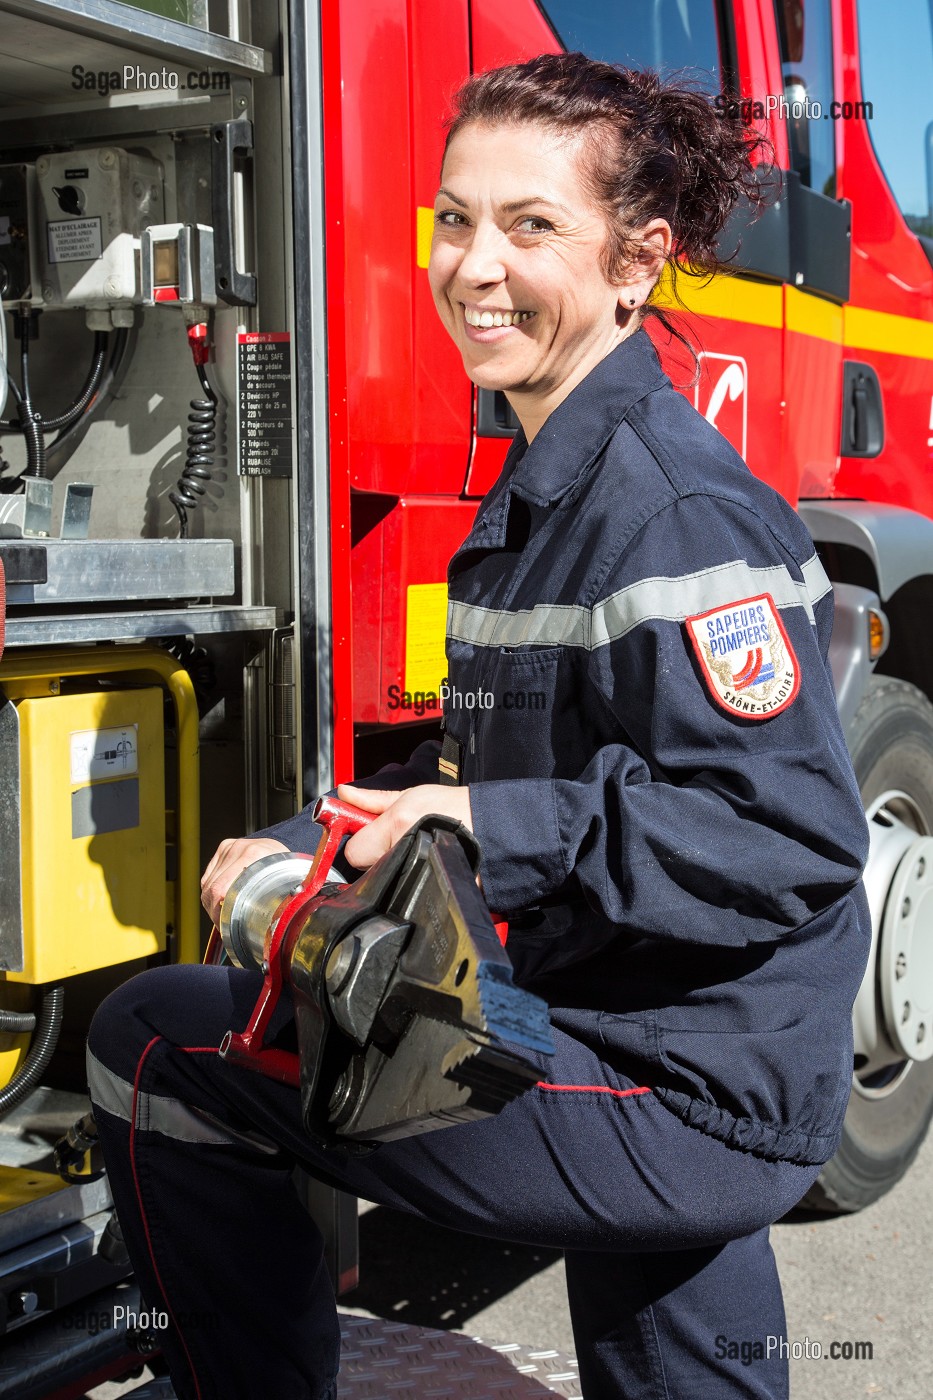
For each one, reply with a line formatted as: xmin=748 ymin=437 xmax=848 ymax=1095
xmin=802 ymin=551 xmax=833 ymax=606
xmin=86 ymin=1046 xmax=264 ymax=1149
xmin=448 ymin=554 xmax=830 ymax=651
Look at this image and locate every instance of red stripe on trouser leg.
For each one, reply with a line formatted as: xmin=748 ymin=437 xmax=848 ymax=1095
xmin=129 ymin=1034 xmax=204 ymax=1400
xmin=535 ymin=1082 xmax=652 ymax=1098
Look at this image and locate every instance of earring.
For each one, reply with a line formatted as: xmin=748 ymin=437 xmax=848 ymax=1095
xmin=629 ymin=297 xmax=636 ymax=306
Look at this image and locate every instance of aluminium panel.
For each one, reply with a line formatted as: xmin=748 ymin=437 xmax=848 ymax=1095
xmin=0 ymin=0 xmax=269 ymax=78
xmin=0 ymin=1171 xmax=111 ymax=1254
xmin=2 ymin=604 xmax=277 ymax=646
xmin=3 ymin=538 xmax=235 ymax=604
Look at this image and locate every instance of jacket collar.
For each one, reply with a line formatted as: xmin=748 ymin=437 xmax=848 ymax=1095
xmin=505 ymin=328 xmax=668 ymax=508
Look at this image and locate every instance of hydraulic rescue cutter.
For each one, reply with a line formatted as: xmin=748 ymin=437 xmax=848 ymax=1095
xmin=207 ymin=796 xmax=554 ymax=1147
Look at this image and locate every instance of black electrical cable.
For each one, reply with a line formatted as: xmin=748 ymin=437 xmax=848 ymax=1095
xmin=0 ymin=1008 xmax=37 ymax=1033
xmin=0 ymin=984 xmax=64 ymax=1119
xmin=46 ymin=325 xmax=130 ymax=468
xmin=0 ymin=326 xmax=132 ymax=483
xmin=17 ymin=314 xmax=46 ymax=477
xmin=53 ymin=1109 xmax=106 ymax=1184
xmin=18 ymin=414 xmax=44 ymax=475
xmin=40 ymin=330 xmax=109 ymax=432
xmin=162 ymin=634 xmax=217 ymax=714
xmin=18 ymin=312 xmax=33 ymax=404
xmin=169 ymin=360 xmax=218 ymax=539
xmin=0 ymin=330 xmax=109 ymax=436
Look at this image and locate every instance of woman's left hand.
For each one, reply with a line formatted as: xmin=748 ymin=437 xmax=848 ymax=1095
xmin=337 ymin=782 xmax=474 ymax=871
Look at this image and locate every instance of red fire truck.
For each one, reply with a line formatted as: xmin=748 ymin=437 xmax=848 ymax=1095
xmin=0 ymin=0 xmax=931 ymax=1392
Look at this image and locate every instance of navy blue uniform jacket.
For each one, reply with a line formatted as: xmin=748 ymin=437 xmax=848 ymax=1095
xmin=269 ymin=329 xmax=871 ymax=1166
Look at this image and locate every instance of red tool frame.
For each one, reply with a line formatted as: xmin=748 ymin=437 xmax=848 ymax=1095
xmin=208 ymin=795 xmax=373 ymax=1085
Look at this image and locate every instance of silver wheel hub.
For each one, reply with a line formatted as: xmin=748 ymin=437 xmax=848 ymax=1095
xmin=879 ymin=835 xmax=933 ymax=1060
xmin=855 ymin=790 xmax=933 ymax=1088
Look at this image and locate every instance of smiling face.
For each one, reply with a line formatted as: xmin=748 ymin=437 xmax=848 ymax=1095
xmin=428 ymin=121 xmax=668 ymax=439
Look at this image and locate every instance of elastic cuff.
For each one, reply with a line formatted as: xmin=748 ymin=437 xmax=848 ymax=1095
xmin=468 ymin=778 xmax=565 ymax=913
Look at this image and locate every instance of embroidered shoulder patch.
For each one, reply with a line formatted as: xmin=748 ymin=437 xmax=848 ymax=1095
xmin=684 ymin=592 xmax=800 ymax=720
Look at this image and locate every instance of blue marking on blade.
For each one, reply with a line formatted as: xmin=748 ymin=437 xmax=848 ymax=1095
xmin=474 ymin=964 xmax=554 ymax=1055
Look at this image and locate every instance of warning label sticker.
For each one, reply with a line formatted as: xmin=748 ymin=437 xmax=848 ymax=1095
xmin=237 ymin=331 xmax=293 ymax=477
xmin=47 ymin=217 xmax=102 ymax=265
xmin=405 ymin=583 xmax=448 ymax=697
xmin=70 ymin=725 xmax=139 ymax=783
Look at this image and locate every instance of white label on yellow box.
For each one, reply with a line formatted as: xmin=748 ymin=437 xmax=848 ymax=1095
xmin=70 ymin=724 xmax=139 ymax=783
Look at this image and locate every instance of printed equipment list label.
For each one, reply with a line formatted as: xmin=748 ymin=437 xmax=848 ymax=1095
xmin=237 ymin=332 xmax=293 ymax=477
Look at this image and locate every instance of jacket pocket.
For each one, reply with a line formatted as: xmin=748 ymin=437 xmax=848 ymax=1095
xmin=475 ymin=646 xmax=563 ymax=781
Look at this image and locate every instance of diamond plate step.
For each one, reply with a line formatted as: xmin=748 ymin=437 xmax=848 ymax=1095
xmin=337 ymin=1314 xmax=582 ymax=1400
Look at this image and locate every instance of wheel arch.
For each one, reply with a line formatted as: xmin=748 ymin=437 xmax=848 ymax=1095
xmin=799 ymin=501 xmax=933 ymax=724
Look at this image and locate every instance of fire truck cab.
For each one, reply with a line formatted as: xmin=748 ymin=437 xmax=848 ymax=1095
xmin=0 ymin=0 xmax=931 ymax=1392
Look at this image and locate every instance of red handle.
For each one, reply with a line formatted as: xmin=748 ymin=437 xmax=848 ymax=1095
xmin=312 ymin=792 xmax=376 ymax=835
xmin=300 ymin=793 xmax=375 ymax=895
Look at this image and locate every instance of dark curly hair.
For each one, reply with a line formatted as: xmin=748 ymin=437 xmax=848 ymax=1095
xmin=443 ymin=53 xmax=771 ymax=330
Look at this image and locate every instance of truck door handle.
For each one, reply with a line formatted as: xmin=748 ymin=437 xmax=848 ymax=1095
xmin=853 ymin=381 xmax=869 ymax=453
xmin=841 ymin=361 xmax=884 ymax=458
xmin=211 ymin=118 xmax=258 ymax=307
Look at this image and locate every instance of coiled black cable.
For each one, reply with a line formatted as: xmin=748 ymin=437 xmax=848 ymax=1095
xmin=0 ymin=984 xmax=64 ymax=1119
xmin=169 ymin=362 xmax=218 ymax=539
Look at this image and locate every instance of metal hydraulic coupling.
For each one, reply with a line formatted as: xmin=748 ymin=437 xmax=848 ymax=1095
xmin=209 ymin=795 xmax=554 ymax=1148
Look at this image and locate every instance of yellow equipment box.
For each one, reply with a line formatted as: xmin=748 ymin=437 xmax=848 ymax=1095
xmin=8 ymin=686 xmax=167 ymax=984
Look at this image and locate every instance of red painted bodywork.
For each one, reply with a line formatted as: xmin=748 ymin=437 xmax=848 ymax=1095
xmin=832 ymin=0 xmax=933 ymax=509
xmin=321 ymin=0 xmax=472 ymax=768
xmin=320 ymin=0 xmax=933 ymax=774
xmin=352 ymin=495 xmax=479 ymax=724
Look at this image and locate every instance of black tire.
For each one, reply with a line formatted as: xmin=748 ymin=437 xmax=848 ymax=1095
xmin=802 ymin=677 xmax=933 ymax=1212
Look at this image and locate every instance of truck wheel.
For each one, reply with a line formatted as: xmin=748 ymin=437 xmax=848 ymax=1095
xmin=803 ymin=677 xmax=933 ymax=1212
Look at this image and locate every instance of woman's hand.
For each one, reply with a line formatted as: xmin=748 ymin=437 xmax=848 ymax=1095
xmin=200 ymin=836 xmax=290 ymax=925
xmin=338 ymin=783 xmax=474 ymax=871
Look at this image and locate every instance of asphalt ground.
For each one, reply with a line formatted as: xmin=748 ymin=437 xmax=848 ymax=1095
xmin=88 ymin=1120 xmax=933 ymax=1399
xmin=344 ymin=1129 xmax=933 ymax=1400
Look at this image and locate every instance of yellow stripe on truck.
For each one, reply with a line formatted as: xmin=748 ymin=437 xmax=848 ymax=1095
xmin=416 ymin=207 xmax=434 ymax=270
xmin=653 ymin=267 xmax=783 ymax=329
xmin=844 ymin=304 xmax=933 ymax=361
xmin=785 ymin=287 xmax=843 ymax=343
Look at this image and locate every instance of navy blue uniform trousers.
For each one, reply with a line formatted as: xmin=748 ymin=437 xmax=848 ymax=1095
xmin=88 ymin=963 xmax=821 ymax=1400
